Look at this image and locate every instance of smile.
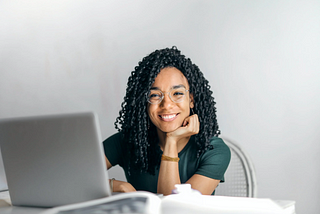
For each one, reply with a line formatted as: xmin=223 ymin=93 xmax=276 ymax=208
xmin=159 ymin=113 xmax=178 ymax=121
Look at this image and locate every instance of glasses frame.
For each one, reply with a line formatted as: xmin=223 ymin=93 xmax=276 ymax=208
xmin=147 ymin=87 xmax=189 ymax=105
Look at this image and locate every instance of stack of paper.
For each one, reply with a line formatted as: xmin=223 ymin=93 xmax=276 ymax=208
xmin=161 ymin=195 xmax=295 ymax=214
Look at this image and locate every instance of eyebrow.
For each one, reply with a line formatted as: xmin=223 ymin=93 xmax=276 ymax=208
xmin=150 ymin=84 xmax=186 ymax=90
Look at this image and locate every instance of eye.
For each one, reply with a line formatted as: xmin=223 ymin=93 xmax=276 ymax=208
xmin=150 ymin=93 xmax=161 ymax=98
xmin=148 ymin=90 xmax=162 ymax=99
xmin=173 ymin=92 xmax=184 ymax=96
xmin=172 ymin=89 xmax=185 ymax=96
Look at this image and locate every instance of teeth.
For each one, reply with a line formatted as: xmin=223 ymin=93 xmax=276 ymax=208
xmin=161 ymin=114 xmax=176 ymax=119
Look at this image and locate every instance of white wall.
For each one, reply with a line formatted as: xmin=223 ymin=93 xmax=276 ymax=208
xmin=1 ymin=0 xmax=319 ymax=213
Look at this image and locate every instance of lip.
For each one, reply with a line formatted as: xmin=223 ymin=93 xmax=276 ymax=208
xmin=158 ymin=113 xmax=179 ymax=122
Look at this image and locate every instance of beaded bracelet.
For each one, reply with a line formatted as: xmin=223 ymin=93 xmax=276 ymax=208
xmin=161 ymin=155 xmax=180 ymax=162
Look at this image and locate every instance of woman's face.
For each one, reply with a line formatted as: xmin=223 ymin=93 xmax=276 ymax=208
xmin=147 ymin=67 xmax=193 ymax=134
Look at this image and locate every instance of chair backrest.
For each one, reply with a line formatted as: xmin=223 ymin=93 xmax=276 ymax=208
xmin=215 ymin=137 xmax=257 ymax=197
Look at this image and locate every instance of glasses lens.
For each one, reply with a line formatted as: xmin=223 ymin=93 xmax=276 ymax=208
xmin=170 ymin=88 xmax=186 ymax=103
xmin=148 ymin=90 xmax=162 ymax=104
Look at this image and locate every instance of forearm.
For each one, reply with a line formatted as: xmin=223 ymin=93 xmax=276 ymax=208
xmin=157 ymin=141 xmax=181 ymax=195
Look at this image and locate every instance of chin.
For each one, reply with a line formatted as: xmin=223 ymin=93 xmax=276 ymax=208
xmin=158 ymin=124 xmax=181 ymax=133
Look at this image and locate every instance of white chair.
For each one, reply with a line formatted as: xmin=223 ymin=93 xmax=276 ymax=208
xmin=215 ymin=137 xmax=257 ymax=197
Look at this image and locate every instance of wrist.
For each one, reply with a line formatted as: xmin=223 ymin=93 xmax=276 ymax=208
xmin=109 ymin=178 xmax=115 ymax=192
xmin=162 ymin=142 xmax=178 ymax=157
xmin=161 ymin=154 xmax=180 ymax=162
xmin=165 ymin=133 xmax=179 ymax=143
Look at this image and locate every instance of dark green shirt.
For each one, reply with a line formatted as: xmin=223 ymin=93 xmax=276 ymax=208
xmin=103 ymin=132 xmax=230 ymax=194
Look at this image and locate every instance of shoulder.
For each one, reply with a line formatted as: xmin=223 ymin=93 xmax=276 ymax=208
xmin=103 ymin=132 xmax=123 ymax=144
xmin=103 ymin=132 xmax=126 ymax=152
xmin=209 ymin=137 xmax=230 ymax=153
xmin=201 ymin=137 xmax=231 ymax=162
xmin=194 ymin=136 xmax=231 ymax=182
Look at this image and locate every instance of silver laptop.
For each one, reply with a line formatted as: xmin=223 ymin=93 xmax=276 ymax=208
xmin=0 ymin=112 xmax=111 ymax=207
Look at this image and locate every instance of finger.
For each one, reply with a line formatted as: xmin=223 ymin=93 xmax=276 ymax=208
xmin=182 ymin=116 xmax=191 ymax=127
xmin=195 ymin=115 xmax=200 ymax=133
xmin=189 ymin=114 xmax=199 ymax=133
xmin=183 ymin=116 xmax=195 ymax=131
xmin=182 ymin=119 xmax=188 ymax=127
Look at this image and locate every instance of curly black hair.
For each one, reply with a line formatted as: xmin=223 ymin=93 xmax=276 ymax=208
xmin=114 ymin=46 xmax=220 ymax=175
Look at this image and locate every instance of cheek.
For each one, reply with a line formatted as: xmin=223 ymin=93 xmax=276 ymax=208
xmin=178 ymin=102 xmax=191 ymax=114
xmin=147 ymin=106 xmax=156 ymax=120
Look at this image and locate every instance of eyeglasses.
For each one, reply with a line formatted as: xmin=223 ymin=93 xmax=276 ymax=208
xmin=147 ymin=86 xmax=189 ymax=105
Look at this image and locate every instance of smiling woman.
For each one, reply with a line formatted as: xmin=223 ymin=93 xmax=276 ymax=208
xmin=103 ymin=47 xmax=231 ymax=195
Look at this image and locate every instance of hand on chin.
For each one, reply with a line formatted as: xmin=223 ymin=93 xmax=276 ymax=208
xmin=165 ymin=114 xmax=199 ymax=141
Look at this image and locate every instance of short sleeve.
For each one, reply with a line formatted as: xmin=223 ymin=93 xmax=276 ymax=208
xmin=195 ymin=137 xmax=231 ymax=182
xmin=102 ymin=132 xmax=124 ymax=167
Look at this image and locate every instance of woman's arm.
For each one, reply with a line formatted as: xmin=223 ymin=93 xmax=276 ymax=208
xmin=186 ymin=174 xmax=220 ymax=195
xmin=157 ymin=114 xmax=225 ymax=195
xmin=157 ymin=138 xmax=181 ymax=195
xmin=105 ymin=156 xmax=112 ymax=169
xmin=157 ymin=114 xmax=199 ymax=195
xmin=105 ymin=156 xmax=136 ymax=193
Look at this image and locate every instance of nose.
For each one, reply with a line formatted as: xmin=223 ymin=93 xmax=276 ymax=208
xmin=159 ymin=92 xmax=174 ymax=108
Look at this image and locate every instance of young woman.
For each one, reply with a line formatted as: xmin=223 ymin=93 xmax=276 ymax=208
xmin=103 ymin=47 xmax=230 ymax=195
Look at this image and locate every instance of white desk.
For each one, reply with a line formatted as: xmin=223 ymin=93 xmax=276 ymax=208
xmin=0 ymin=206 xmax=45 ymax=214
xmin=0 ymin=191 xmax=43 ymax=214
xmin=0 ymin=191 xmax=296 ymax=214
xmin=0 ymin=192 xmax=42 ymax=214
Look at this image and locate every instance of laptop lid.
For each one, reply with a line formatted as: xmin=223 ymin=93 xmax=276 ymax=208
xmin=0 ymin=112 xmax=111 ymax=207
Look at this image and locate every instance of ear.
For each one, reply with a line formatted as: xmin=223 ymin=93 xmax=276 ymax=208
xmin=189 ymin=93 xmax=194 ymax=108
